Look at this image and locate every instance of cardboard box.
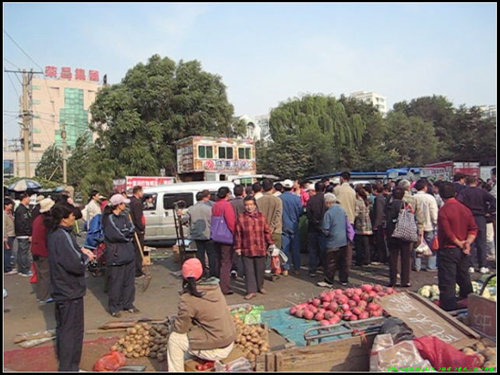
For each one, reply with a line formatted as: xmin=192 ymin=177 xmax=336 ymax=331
xmin=467 ymin=293 xmax=496 ymax=338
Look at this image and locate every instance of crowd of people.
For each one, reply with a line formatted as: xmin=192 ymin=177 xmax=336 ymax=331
xmin=3 ymin=167 xmax=496 ymax=371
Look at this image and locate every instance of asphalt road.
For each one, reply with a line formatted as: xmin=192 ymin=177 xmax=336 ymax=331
xmin=3 ymin=243 xmax=496 ymax=369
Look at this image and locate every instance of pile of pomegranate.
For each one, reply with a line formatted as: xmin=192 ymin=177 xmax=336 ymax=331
xmin=289 ymin=284 xmax=397 ymax=325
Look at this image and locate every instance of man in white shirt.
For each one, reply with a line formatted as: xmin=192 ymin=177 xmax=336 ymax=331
xmin=413 ymin=179 xmax=439 ymax=271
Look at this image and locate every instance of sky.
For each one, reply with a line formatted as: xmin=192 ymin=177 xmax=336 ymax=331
xmin=3 ymin=2 xmax=497 ymax=141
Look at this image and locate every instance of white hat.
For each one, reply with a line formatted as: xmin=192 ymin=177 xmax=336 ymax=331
xmin=109 ymin=194 xmax=130 ymax=206
xmin=282 ymin=179 xmax=294 ymax=188
xmin=331 ymin=177 xmax=340 ymax=184
xmin=39 ymin=198 xmax=55 ymax=213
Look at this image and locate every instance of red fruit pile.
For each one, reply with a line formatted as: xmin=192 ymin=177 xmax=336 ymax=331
xmin=288 ymin=284 xmax=397 ymax=324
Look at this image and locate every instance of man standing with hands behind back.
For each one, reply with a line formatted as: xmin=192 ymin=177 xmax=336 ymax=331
xmin=129 ymin=185 xmax=146 ymax=278
xmin=437 ymin=182 xmax=477 ymax=311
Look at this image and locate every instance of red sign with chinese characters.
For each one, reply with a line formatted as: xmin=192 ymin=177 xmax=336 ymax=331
xmin=75 ymin=68 xmax=86 ymax=80
xmin=88 ymin=70 xmax=99 ymax=82
xmin=45 ymin=66 xmax=57 ymax=77
xmin=44 ymin=66 xmax=100 ymax=82
xmin=60 ymin=67 xmax=72 ymax=79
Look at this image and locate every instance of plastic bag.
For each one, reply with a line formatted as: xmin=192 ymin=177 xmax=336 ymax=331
xmin=370 ymin=333 xmax=434 ymax=372
xmin=271 ymin=255 xmax=281 ymax=275
xmin=244 ymin=306 xmax=264 ymax=324
xmin=431 ymin=235 xmax=439 ymax=251
xmin=379 ymin=317 xmax=415 ymax=344
xmin=413 ymin=336 xmax=483 ymax=371
xmin=93 ymin=351 xmax=126 ymax=372
xmin=415 ymin=237 xmax=432 ymax=257
xmin=215 ymin=357 xmax=253 ymax=372
xmin=30 ymin=263 xmax=38 ymax=284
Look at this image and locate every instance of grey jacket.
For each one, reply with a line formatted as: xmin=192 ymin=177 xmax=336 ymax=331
xmin=188 ymin=201 xmax=212 ymax=240
xmin=4 ymin=210 xmax=15 ymax=237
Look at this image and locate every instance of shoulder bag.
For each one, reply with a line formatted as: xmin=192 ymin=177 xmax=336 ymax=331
xmin=392 ymin=201 xmax=419 ymax=242
xmin=211 ymin=215 xmax=233 ymax=244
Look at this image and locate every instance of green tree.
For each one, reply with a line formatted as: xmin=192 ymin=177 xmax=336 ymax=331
xmin=392 ymin=95 xmax=455 ymax=160
xmin=67 ymin=133 xmax=92 ymax=189
xmin=256 ymin=137 xmax=313 ymax=180
xmin=384 ymin=111 xmax=439 ymax=166
xmin=90 ymin=55 xmax=239 ymax=176
xmin=35 ymin=144 xmax=63 ymax=181
xmin=449 ymin=106 xmax=496 ymax=162
xmin=268 ymin=94 xmax=366 ymax=174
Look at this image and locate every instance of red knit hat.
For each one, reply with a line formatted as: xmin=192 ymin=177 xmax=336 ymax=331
xmin=182 ymin=258 xmax=203 ymax=280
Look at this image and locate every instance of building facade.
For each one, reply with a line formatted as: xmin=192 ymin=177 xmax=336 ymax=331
xmin=350 ymin=91 xmax=388 ymax=115
xmin=176 ymin=136 xmax=256 ymax=182
xmin=3 ymin=66 xmax=102 ymax=178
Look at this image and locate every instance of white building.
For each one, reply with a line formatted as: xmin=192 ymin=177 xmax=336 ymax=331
xmin=478 ymin=105 xmax=496 ymax=119
xmin=350 ymin=91 xmax=387 ymax=115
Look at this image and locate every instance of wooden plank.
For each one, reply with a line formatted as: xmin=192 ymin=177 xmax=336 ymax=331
xmin=266 ymin=352 xmax=275 ymax=372
xmin=377 ymin=292 xmax=478 ymax=349
xmin=275 ymin=352 xmax=283 ymax=372
xmin=467 ymin=293 xmax=496 ymax=338
xmin=407 ymin=292 xmax=480 ymax=339
xmin=270 ymin=334 xmax=375 ymax=372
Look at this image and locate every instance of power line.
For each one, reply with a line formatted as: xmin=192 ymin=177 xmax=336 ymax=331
xmin=6 ymin=72 xmax=20 ymax=98
xmin=3 ymin=29 xmax=44 ymax=71
xmin=4 ymin=57 xmax=21 ymax=70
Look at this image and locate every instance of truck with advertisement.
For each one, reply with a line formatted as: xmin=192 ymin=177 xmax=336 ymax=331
xmin=112 ymin=176 xmax=176 ymax=194
xmin=420 ymin=161 xmax=480 ymax=181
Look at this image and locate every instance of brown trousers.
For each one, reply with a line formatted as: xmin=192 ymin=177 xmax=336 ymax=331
xmin=34 ymin=256 xmax=51 ymax=301
xmin=388 ymin=238 xmax=413 ymax=286
xmin=324 ymin=245 xmax=349 ymax=283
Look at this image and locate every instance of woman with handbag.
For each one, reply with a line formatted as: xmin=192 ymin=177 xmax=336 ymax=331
xmin=385 ymin=187 xmax=417 ymax=287
xmin=234 ymin=196 xmax=274 ymax=300
xmin=211 ymin=187 xmax=236 ymax=295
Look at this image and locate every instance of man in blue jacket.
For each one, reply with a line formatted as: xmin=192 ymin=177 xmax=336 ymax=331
xmin=280 ymin=179 xmax=303 ymax=276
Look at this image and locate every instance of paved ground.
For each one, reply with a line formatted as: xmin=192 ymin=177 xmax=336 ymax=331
xmin=3 ymin=244 xmax=496 ymax=370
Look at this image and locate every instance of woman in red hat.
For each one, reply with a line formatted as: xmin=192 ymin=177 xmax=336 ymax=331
xmin=167 ymin=258 xmax=236 ymax=372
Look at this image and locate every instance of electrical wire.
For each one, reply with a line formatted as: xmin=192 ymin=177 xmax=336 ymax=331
xmin=3 ymin=29 xmax=44 ymax=71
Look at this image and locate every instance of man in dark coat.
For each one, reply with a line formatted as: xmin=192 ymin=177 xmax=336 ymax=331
xmin=129 ymin=185 xmax=146 ymax=278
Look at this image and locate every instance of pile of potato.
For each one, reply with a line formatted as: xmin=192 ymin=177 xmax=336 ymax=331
xmin=111 ymin=323 xmax=152 ymax=358
xmin=461 ymin=341 xmax=497 ymax=368
xmin=232 ymin=314 xmax=270 ymax=362
xmin=147 ymin=321 xmax=172 ymax=362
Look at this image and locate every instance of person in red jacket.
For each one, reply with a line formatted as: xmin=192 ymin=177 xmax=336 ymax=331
xmin=31 ymin=198 xmax=55 ymax=303
xmin=211 ymin=187 xmax=236 ymax=295
xmin=234 ymin=196 xmax=274 ymax=300
xmin=437 ymin=182 xmax=478 ymax=311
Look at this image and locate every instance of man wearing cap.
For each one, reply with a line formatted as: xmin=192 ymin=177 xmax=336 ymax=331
xmin=31 ymin=198 xmax=56 ymax=303
xmin=280 ymin=179 xmax=304 ymax=276
xmin=102 ymin=194 xmax=139 ymax=318
xmin=31 ymin=194 xmax=45 ymax=221
xmin=306 ymin=181 xmax=327 ymax=277
xmin=318 ymin=193 xmax=349 ymax=287
xmin=168 ymin=258 xmax=236 ymax=372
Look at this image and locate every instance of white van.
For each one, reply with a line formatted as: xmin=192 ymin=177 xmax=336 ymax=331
xmin=142 ymin=181 xmax=235 ymax=242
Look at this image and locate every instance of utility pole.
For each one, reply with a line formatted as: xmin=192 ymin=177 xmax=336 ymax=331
xmin=61 ymin=122 xmax=67 ymax=183
xmin=4 ymin=68 xmax=43 ymax=177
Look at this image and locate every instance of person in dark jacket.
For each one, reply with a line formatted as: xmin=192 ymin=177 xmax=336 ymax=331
xmin=385 ymin=187 xmax=415 ymax=288
xmin=306 ymin=181 xmax=326 ymax=277
xmin=15 ymin=192 xmax=33 ymax=276
xmin=31 ymin=198 xmax=55 ymax=303
xmin=47 ymin=204 xmax=95 ymax=372
xmin=129 ymin=185 xmax=146 ymax=278
xmin=457 ymin=175 xmax=496 ymax=274
xmin=371 ymin=185 xmax=388 ymax=264
xmin=102 ymin=194 xmax=139 ymax=318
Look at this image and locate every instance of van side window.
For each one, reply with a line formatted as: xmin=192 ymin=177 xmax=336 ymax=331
xmin=163 ymin=193 xmax=194 ymax=210
xmin=143 ymin=194 xmax=157 ymax=211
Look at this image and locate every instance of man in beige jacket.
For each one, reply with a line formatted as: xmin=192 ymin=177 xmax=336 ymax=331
xmin=333 ymin=172 xmax=356 ymax=281
xmin=334 ymin=172 xmax=356 ymax=225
